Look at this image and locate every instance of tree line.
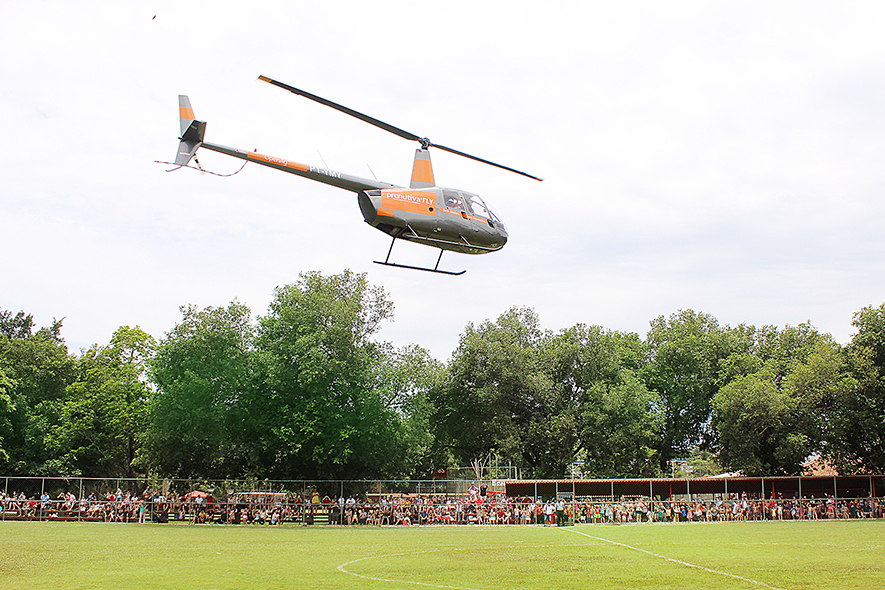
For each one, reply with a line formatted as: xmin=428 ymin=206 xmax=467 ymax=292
xmin=1 ymin=270 xmax=883 ymax=481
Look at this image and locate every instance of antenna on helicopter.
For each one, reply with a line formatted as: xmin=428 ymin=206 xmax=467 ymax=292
xmin=366 ymin=163 xmax=378 ymax=181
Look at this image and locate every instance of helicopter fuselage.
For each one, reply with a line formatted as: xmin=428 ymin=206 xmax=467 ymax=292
xmin=198 ymin=141 xmax=508 ymax=255
xmin=359 ymin=187 xmax=507 ymax=254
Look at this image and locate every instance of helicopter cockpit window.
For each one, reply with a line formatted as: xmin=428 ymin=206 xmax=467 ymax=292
xmin=443 ymin=190 xmax=463 ymax=210
xmin=467 ymin=195 xmax=491 ymax=221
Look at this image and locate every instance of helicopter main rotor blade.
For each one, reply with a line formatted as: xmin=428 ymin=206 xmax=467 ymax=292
xmin=258 ymin=75 xmax=421 ymax=143
xmin=258 ymin=74 xmax=542 ymax=181
xmin=430 ymin=142 xmax=543 ymax=181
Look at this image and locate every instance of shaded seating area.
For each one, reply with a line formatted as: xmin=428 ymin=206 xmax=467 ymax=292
xmin=505 ymin=474 xmax=885 ymax=501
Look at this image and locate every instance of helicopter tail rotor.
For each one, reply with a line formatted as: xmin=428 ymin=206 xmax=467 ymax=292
xmin=174 ymin=95 xmax=206 ymax=167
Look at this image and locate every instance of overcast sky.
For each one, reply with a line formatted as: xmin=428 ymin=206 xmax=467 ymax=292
xmin=2 ymin=1 xmax=884 ymax=360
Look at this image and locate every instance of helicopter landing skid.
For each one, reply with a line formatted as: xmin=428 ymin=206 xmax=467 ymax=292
xmin=374 ymin=238 xmax=466 ymax=276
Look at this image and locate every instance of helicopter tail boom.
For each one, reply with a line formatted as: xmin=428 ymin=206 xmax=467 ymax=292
xmin=174 ymin=95 xmax=205 ymax=167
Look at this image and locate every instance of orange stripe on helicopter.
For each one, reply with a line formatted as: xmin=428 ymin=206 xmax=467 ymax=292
xmin=410 ymin=157 xmax=434 ymax=186
xmin=179 ymin=106 xmax=195 ymax=120
xmin=247 ymin=152 xmax=309 ymax=172
xmin=441 ymin=208 xmax=485 ymax=223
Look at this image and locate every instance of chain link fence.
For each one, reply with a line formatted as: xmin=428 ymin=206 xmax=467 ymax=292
xmin=0 ymin=475 xmax=506 ymax=505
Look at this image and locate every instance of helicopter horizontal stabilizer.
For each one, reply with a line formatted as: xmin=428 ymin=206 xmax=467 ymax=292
xmin=174 ymin=95 xmax=206 ymax=167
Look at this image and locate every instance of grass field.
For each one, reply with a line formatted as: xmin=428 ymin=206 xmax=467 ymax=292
xmin=1 ymin=520 xmax=883 ymax=589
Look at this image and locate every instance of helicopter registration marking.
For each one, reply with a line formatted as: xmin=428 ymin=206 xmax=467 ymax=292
xmin=382 ymin=190 xmax=435 ymax=215
xmin=308 ymin=165 xmax=341 ymax=179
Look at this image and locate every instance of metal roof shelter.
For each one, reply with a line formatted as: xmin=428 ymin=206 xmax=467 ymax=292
xmin=505 ymin=475 xmax=885 ymax=501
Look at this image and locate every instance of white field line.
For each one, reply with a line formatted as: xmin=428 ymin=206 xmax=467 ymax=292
xmin=337 ymin=548 xmax=483 ymax=590
xmin=563 ymin=526 xmax=787 ymax=590
xmin=336 ymin=543 xmax=586 ymax=590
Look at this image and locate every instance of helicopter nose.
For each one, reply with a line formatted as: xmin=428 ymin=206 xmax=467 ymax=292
xmin=496 ymin=224 xmax=508 ymax=246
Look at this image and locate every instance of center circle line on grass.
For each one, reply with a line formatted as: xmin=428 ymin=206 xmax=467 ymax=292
xmin=562 ymin=526 xmax=787 ymax=590
xmin=336 ymin=543 xmax=589 ymax=590
xmin=337 ymin=548 xmax=485 ymax=590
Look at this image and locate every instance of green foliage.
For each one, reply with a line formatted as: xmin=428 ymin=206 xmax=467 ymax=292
xmin=828 ymin=304 xmax=885 ymax=472
xmin=254 ymin=270 xmax=398 ymax=479
xmin=0 ymin=365 xmax=15 ymax=463
xmin=372 ymin=343 xmax=448 ymax=477
xmin=685 ymin=448 xmax=721 ymax=477
xmin=5 ymin=297 xmax=885 ymax=482
xmin=0 ymin=309 xmax=35 ymax=339
xmin=0 ymin=312 xmax=76 ymax=475
xmin=50 ymin=326 xmax=156 ymax=478
xmin=435 ymin=307 xmax=570 ymax=477
xmin=712 ymin=325 xmax=848 ymax=476
xmin=148 ymin=301 xmax=256 ymax=478
xmin=641 ymin=310 xmax=751 ymax=470
xmin=552 ymin=325 xmax=663 ymax=477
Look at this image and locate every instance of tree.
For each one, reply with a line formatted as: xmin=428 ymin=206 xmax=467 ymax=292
xmin=829 ymin=303 xmax=885 ymax=472
xmin=0 ymin=311 xmax=76 ymax=475
xmin=712 ymin=325 xmax=847 ymax=476
xmin=372 ymin=343 xmax=449 ymax=477
xmin=0 ymin=366 xmax=16 ymax=464
xmin=641 ymin=310 xmax=750 ymax=471
xmin=147 ymin=301 xmax=256 ymax=478
xmin=52 ymin=326 xmax=156 ymax=478
xmin=254 ymin=270 xmax=398 ymax=479
xmin=0 ymin=309 xmax=34 ymax=340
xmin=435 ymin=307 xmax=573 ymax=478
xmin=552 ymin=325 xmax=663 ymax=478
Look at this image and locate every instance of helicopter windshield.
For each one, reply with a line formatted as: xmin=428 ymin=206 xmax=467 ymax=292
xmin=466 ymin=195 xmax=491 ymax=220
xmin=465 ymin=194 xmax=505 ymax=230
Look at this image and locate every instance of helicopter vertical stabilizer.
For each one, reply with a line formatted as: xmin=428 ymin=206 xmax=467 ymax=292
xmin=409 ymin=148 xmax=435 ymax=188
xmin=174 ymin=95 xmax=206 ymax=167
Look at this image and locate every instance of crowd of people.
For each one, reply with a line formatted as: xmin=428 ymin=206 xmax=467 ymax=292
xmin=0 ymin=489 xmax=149 ymax=523
xmin=1 ymin=486 xmax=883 ymax=525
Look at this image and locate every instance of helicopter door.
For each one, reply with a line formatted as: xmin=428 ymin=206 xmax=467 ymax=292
xmin=441 ymin=190 xmax=470 ymax=227
xmin=442 ymin=190 xmax=465 ymax=214
xmin=464 ymin=194 xmax=496 ymax=231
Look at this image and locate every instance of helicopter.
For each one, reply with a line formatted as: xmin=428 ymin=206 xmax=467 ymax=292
xmin=171 ymin=75 xmax=541 ymax=275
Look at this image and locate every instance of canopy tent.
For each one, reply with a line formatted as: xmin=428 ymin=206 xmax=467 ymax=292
xmin=181 ymin=490 xmax=215 ymax=503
